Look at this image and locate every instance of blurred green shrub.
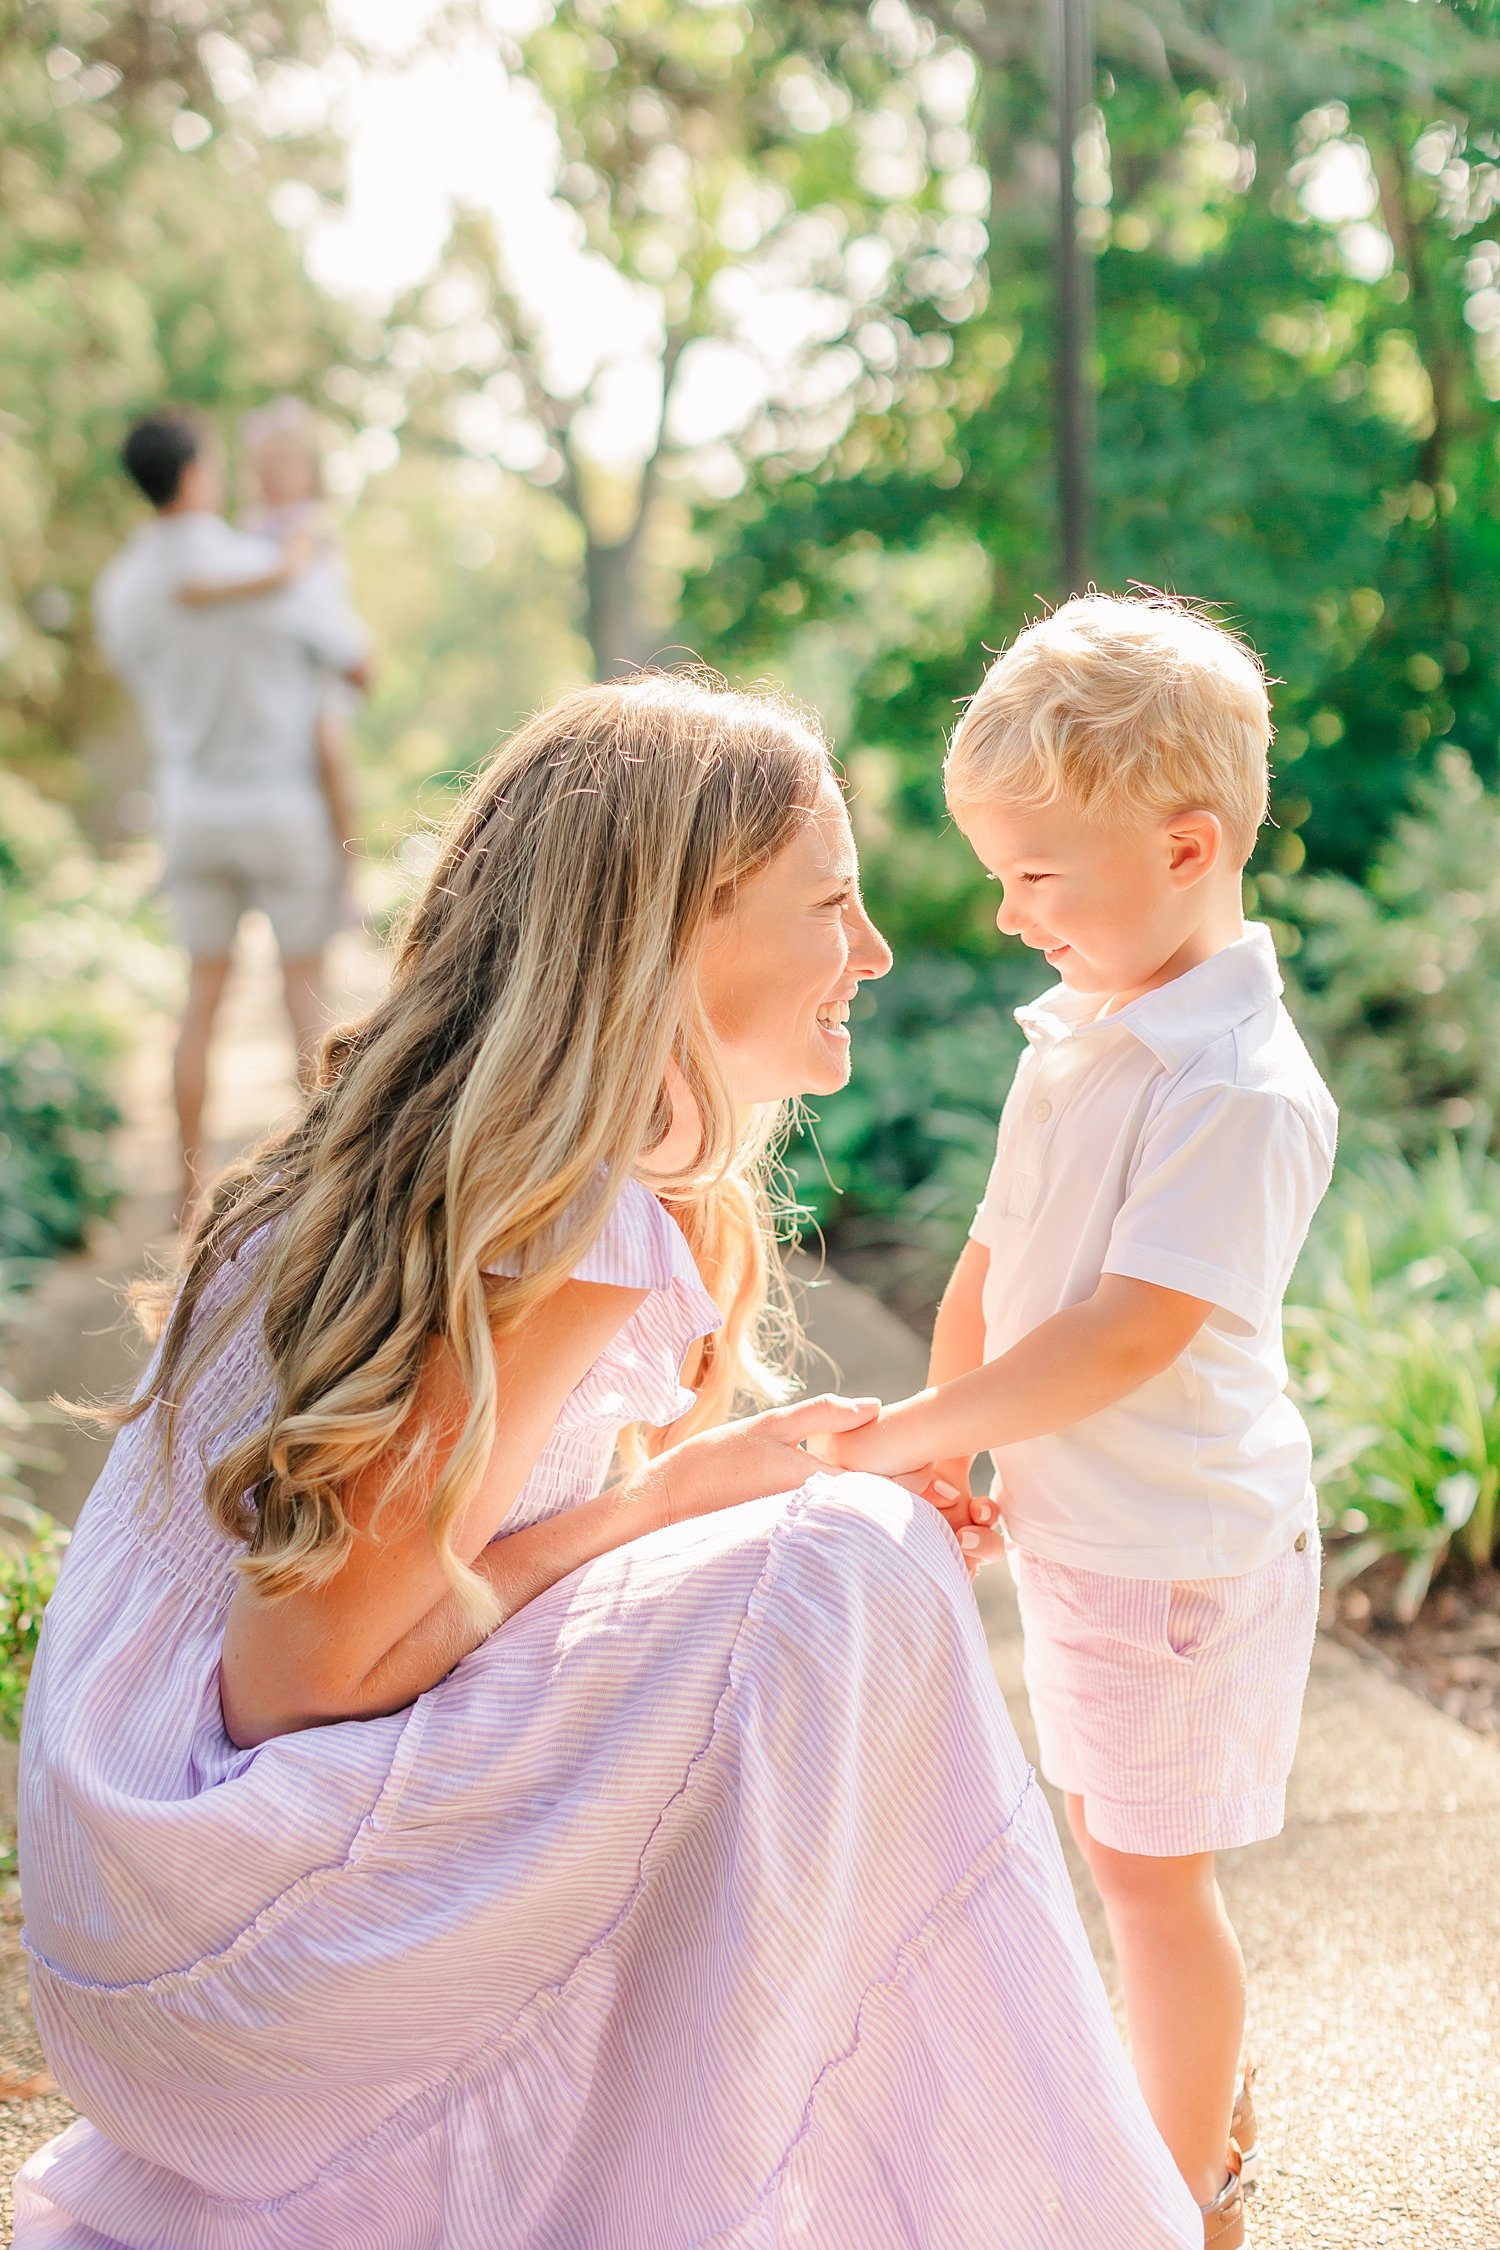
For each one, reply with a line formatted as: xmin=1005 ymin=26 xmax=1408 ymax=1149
xmin=0 ymin=772 xmax=154 ymax=1744
xmin=788 ymin=950 xmax=1032 ymax=1234
xmin=1287 ymin=1144 xmax=1500 ymax=1620
xmin=0 ymin=1361 xmax=66 ymax=1742
xmin=0 ymin=1507 xmax=64 ymax=1742
xmin=0 ymin=771 xmax=167 ymax=1286
xmin=1266 ymin=751 xmax=1500 ymax=1158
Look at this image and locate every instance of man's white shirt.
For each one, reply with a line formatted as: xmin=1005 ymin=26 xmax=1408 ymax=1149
xmin=970 ymin=923 xmax=1337 ymax=1579
xmin=94 ymin=513 xmax=367 ymax=824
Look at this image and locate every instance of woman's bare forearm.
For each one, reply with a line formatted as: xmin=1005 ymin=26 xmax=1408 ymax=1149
xmin=223 ymin=1469 xmax=672 ymax=1744
xmin=353 ymin=1477 xmax=669 ymax=1715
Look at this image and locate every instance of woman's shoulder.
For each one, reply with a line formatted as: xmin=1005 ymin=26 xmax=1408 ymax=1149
xmin=485 ymin=1178 xmax=719 ymax=1325
xmin=568 ymin=1177 xmax=702 ymax=1294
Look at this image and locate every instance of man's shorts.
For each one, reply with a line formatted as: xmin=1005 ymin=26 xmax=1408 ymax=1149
xmin=1008 ymin=1528 xmax=1321 ymax=1858
xmin=162 ymin=807 xmax=342 ymax=961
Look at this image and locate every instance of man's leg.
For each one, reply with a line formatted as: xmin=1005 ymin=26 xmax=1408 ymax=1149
xmin=280 ymin=950 xmax=328 ymax=1085
xmin=1067 ymin=1793 xmax=1244 ymax=2208
xmin=174 ymin=953 xmax=232 ymax=1223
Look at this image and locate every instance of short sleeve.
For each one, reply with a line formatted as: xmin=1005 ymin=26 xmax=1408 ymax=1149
xmin=1102 ymin=1083 xmax=1333 ymax=1334
xmin=486 ymin=1178 xmax=722 ymax=1430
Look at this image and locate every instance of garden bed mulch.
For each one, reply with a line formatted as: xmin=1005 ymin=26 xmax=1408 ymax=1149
xmin=1325 ymin=1563 xmax=1500 ymax=1739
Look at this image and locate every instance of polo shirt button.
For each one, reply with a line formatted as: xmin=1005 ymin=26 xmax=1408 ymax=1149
xmin=1294 ymin=1531 xmax=1308 ymax=1552
xmin=1033 ymin=1100 xmax=1053 ymax=1122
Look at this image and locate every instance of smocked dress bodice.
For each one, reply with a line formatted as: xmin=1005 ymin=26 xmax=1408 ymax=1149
xmin=482 ymin=1177 xmax=723 ymax=1537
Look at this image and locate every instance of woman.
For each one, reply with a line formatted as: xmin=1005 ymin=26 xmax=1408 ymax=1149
xmin=15 ymin=677 xmax=1198 ymax=2247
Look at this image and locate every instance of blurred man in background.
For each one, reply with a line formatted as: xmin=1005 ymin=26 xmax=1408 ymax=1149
xmin=95 ymin=409 xmax=371 ymax=1221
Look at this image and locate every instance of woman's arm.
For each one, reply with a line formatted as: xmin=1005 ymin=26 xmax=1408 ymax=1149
xmin=221 ymin=1279 xmax=882 ymax=1747
xmin=178 ymin=530 xmax=317 ymax=609
xmin=221 ymin=1279 xmax=649 ymax=1745
xmin=924 ymin=1239 xmax=989 ymax=1507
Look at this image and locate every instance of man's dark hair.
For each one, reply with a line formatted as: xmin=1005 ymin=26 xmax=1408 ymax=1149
xmin=120 ymin=413 xmax=203 ymax=509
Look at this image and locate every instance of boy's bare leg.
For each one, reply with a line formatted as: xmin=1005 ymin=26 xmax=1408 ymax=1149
xmin=174 ymin=953 xmax=232 ymax=1225
xmin=1066 ymin=1793 xmax=1243 ymax=2208
xmin=281 ymin=951 xmax=328 ymax=1086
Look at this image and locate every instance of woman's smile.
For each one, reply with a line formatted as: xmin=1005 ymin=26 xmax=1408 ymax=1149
xmin=815 ymin=993 xmax=854 ymax=1046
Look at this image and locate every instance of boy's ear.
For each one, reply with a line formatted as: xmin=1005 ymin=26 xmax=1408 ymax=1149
xmin=1163 ymin=808 xmax=1223 ymax=887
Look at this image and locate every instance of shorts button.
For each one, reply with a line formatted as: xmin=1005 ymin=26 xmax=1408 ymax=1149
xmin=1294 ymin=1531 xmax=1308 ymax=1552
xmin=1033 ymin=1100 xmax=1053 ymax=1122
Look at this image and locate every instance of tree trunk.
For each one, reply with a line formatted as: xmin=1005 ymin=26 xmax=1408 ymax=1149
xmin=583 ymin=531 xmax=652 ymax=680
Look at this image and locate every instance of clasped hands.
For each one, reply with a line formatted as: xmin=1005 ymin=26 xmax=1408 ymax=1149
xmin=806 ymin=1408 xmax=1003 ymax=1578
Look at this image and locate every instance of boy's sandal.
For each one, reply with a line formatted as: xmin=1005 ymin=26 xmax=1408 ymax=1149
xmin=1200 ymin=2144 xmax=1245 ymax=2250
xmin=1231 ymin=2063 xmax=1261 ymax=2191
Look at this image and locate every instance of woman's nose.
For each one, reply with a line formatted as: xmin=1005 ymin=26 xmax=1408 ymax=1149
xmin=850 ymin=900 xmax=894 ymax=983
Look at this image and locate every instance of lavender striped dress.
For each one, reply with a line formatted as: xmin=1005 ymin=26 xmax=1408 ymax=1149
xmin=15 ymin=1181 xmax=1197 ymax=2248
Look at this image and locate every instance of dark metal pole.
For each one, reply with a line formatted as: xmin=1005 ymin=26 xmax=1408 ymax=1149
xmin=1054 ymin=0 xmax=1095 ymax=596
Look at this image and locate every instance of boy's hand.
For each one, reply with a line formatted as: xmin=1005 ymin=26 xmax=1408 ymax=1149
xmin=809 ymin=1424 xmax=1004 ymax=1577
xmin=923 ymin=1463 xmax=1003 ymax=1576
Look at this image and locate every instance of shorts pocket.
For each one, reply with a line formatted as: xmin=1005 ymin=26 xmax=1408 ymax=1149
xmin=1163 ymin=1578 xmax=1219 ymax=1664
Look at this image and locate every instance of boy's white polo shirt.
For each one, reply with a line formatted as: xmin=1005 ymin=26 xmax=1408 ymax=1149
xmin=970 ymin=923 xmax=1337 ymax=1580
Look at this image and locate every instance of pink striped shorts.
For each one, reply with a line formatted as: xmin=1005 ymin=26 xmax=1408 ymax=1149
xmin=1008 ymin=1529 xmax=1321 ymax=1858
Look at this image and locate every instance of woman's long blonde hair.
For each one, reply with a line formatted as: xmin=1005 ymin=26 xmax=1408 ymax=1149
xmin=112 ymin=674 xmax=831 ymax=1621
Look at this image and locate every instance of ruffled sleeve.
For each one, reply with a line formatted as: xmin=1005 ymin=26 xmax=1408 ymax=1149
xmin=487 ymin=1178 xmax=722 ymax=1431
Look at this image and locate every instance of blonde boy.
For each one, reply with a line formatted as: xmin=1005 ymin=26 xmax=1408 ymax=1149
xmin=824 ymin=595 xmax=1335 ymax=2247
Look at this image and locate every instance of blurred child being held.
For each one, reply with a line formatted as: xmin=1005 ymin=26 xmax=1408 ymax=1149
xmin=178 ymin=395 xmax=365 ymax=928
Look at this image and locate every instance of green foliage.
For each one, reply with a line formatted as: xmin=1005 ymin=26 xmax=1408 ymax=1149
xmin=0 ymin=1491 xmax=65 ymax=1742
xmin=398 ymin=0 xmax=987 ymax=677
xmin=783 ymin=945 xmax=1035 ymax=1321
xmin=0 ymin=1338 xmax=68 ymax=1746
xmin=681 ymin=0 xmax=1500 ymax=913
xmin=0 ymin=771 xmax=167 ymax=1283
xmin=1267 ymin=749 xmax=1500 ymax=1155
xmin=789 ymin=949 xmax=1029 ymax=1229
xmin=345 ymin=456 xmax=592 ymax=847
xmin=1287 ymin=1145 xmax=1500 ymax=1618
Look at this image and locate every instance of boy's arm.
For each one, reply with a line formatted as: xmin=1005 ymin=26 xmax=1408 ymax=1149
xmin=829 ymin=1274 xmax=1211 ymax=1477
xmin=928 ymin=1237 xmax=988 ymax=1388
xmin=926 ymin=1237 xmax=989 ymax=1501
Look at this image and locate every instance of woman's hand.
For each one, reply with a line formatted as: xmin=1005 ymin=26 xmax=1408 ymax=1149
xmin=633 ymin=1393 xmax=883 ymax=1526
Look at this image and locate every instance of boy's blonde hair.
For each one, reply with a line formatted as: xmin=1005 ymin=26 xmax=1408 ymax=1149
xmin=945 ymin=593 xmax=1272 ymax=860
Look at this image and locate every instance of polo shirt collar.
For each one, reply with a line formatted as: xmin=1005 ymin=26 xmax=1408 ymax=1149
xmin=1014 ymin=922 xmax=1283 ymax=1072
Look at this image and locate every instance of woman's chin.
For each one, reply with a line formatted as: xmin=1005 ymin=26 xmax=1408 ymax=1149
xmin=804 ymin=1037 xmax=853 ymax=1095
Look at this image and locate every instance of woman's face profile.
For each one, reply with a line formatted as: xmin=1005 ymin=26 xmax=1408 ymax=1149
xmin=698 ymin=774 xmax=893 ymax=1107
